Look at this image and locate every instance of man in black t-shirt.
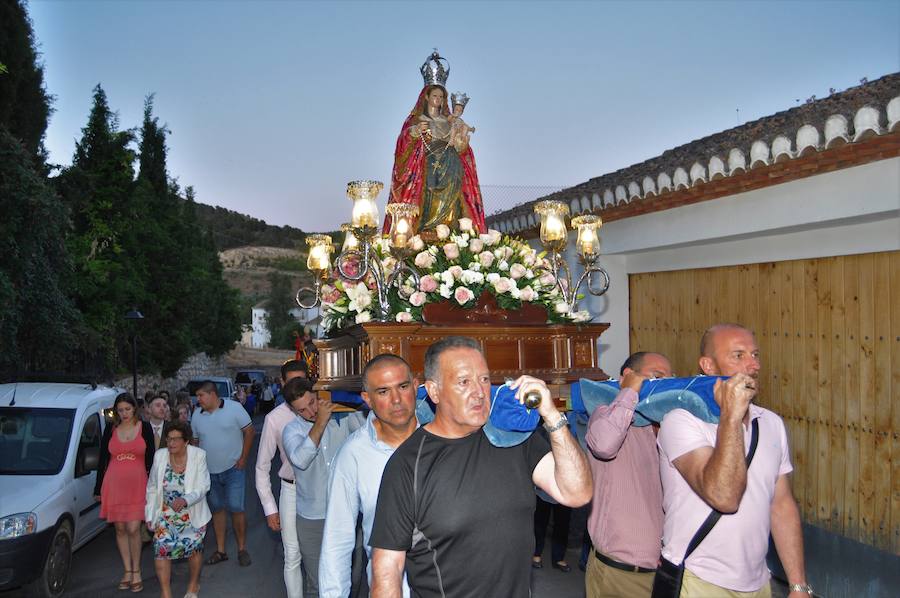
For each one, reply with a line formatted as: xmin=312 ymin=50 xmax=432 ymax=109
xmin=369 ymin=336 xmax=593 ymax=598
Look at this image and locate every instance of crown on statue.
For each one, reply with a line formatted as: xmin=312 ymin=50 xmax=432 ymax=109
xmin=451 ymin=92 xmax=469 ymax=109
xmin=420 ymin=50 xmax=449 ymax=88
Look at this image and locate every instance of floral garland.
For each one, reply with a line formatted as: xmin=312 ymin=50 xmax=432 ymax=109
xmin=320 ymin=218 xmax=591 ymax=333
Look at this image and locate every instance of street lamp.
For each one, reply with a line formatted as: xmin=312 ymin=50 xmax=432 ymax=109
xmin=124 ymin=308 xmax=144 ymax=399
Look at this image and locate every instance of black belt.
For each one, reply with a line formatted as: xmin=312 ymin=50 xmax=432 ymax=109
xmin=280 ymin=477 xmax=294 ymax=485
xmin=594 ymin=550 xmax=655 ymax=574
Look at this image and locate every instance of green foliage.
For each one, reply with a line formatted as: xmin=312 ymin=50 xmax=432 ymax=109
xmin=0 ymin=1 xmax=52 ymax=158
xmin=256 ymin=256 xmax=307 ymax=272
xmin=0 ymin=128 xmax=80 ymax=372
xmin=264 ymin=272 xmax=304 ymax=350
xmin=193 ymin=203 xmax=308 ymax=251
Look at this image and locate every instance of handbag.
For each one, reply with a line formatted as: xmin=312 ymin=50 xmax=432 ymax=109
xmin=650 ymin=418 xmax=759 ymax=598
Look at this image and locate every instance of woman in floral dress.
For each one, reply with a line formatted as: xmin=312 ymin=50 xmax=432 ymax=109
xmin=145 ymin=420 xmax=211 ymax=598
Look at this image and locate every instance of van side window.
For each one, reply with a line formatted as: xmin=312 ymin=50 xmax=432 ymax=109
xmin=75 ymin=413 xmax=101 ymax=478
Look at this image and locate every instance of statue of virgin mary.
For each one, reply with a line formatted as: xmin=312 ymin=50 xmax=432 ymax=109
xmin=383 ymin=51 xmax=487 ymax=235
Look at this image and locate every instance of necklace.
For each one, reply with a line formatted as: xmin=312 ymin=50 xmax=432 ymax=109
xmin=170 ymin=455 xmax=187 ymax=472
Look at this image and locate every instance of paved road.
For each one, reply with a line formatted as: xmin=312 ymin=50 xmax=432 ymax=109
xmin=1 ymin=414 xmax=587 ymax=598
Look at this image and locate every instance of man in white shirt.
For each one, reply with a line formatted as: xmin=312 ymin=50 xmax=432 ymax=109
xmin=319 ymin=354 xmax=419 ymax=598
xmin=283 ymin=377 xmax=364 ymax=597
xmin=255 ymin=359 xmax=308 ymax=598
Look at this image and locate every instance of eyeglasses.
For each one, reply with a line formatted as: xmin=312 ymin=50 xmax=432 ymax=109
xmin=166 ymin=436 xmax=185 ymax=443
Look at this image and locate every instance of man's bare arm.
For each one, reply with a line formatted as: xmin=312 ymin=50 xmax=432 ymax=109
xmin=671 ymin=374 xmax=755 ymax=513
xmin=511 ymin=375 xmax=592 ymax=506
xmin=770 ymin=475 xmax=809 ymax=596
xmin=235 ymin=424 xmax=255 ymax=470
xmin=371 ymin=547 xmax=406 ymax=598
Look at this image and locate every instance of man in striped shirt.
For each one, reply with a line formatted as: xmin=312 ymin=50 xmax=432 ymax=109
xmin=585 ymin=352 xmax=672 ymax=597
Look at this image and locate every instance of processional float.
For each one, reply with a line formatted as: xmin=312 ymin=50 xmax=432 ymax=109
xmin=296 ymin=51 xmax=613 ymax=408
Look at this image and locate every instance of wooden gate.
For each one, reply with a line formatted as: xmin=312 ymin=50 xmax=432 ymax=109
xmin=629 ymin=251 xmax=900 ymax=553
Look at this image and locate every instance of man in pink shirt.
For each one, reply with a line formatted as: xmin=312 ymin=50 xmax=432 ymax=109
xmin=657 ymin=324 xmax=812 ymax=597
xmin=585 ymin=351 xmax=672 ymax=598
xmin=255 ymin=359 xmax=308 ymax=598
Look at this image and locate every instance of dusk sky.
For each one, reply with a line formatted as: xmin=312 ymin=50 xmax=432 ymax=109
xmin=29 ymin=1 xmax=900 ymax=232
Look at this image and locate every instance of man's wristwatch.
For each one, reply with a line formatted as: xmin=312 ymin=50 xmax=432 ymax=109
xmin=544 ymin=413 xmax=568 ymax=433
xmin=788 ymin=583 xmax=814 ymax=595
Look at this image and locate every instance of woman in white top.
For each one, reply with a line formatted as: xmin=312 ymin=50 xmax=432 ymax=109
xmin=145 ymin=420 xmax=211 ymax=598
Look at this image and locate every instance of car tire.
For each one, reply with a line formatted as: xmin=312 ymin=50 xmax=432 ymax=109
xmin=26 ymin=521 xmax=72 ymax=598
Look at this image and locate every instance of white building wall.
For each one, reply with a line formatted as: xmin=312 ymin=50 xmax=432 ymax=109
xmin=560 ymin=157 xmax=900 ymax=374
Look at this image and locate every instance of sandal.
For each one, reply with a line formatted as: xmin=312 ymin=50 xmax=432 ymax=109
xmin=238 ymin=549 xmax=251 ymax=567
xmin=130 ymin=570 xmax=143 ymax=593
xmin=118 ymin=571 xmax=132 ymax=590
xmin=205 ymin=550 xmax=228 ymax=565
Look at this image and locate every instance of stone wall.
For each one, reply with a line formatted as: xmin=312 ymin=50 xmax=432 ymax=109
xmin=114 ymin=352 xmax=231 ymax=398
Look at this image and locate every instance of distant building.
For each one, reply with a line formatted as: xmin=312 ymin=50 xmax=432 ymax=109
xmin=248 ymin=302 xmax=321 ymax=348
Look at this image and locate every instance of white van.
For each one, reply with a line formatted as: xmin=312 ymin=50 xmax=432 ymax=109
xmin=0 ymin=382 xmax=121 ymax=597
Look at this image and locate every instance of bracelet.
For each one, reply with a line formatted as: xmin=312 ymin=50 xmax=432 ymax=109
xmin=543 ymin=413 xmax=568 ymax=433
xmin=788 ymin=583 xmax=814 ymax=595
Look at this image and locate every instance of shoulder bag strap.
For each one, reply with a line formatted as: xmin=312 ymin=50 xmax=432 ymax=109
xmin=682 ymin=417 xmax=759 ymax=562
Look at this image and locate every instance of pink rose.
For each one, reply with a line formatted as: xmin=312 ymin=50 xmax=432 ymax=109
xmin=443 ymin=243 xmax=460 ymax=260
xmin=410 ymin=235 xmax=425 ymax=251
xmin=436 ymin=224 xmax=451 ymax=240
xmin=492 ymin=277 xmax=512 ymax=294
xmin=509 ymin=263 xmax=527 ymax=280
xmin=539 ymin=272 xmax=556 ymax=286
xmin=478 ymin=251 xmax=495 ymax=268
xmin=395 ymin=311 xmax=413 ymax=322
xmin=520 ymin=286 xmax=536 ymax=302
xmin=409 ymin=291 xmax=427 ymax=307
xmin=458 ymin=217 xmax=473 ymax=232
xmin=454 ymin=286 xmax=475 ymax=305
xmin=448 ymin=265 xmax=464 ymax=280
xmin=469 ymin=238 xmax=484 ymax=253
xmin=414 ymin=251 xmax=436 ymax=269
xmin=419 ymin=275 xmax=438 ymax=293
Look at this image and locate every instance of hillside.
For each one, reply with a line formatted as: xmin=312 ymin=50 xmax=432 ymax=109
xmin=194 ymin=202 xmax=310 ymax=251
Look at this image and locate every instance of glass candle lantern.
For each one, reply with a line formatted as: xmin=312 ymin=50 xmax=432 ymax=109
xmin=571 ymin=215 xmax=602 ymax=258
xmin=306 ymin=234 xmax=334 ymax=274
xmin=386 ymin=203 xmax=419 ymax=250
xmin=534 ymin=200 xmax=570 ymax=250
xmin=347 ymin=180 xmax=383 ymax=229
xmin=340 ymin=223 xmax=359 ymax=252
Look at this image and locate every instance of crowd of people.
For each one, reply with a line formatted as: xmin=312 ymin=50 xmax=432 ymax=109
xmin=92 ymin=325 xmax=813 ymax=598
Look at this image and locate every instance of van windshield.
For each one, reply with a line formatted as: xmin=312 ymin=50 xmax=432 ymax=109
xmin=0 ymin=408 xmax=75 ymax=475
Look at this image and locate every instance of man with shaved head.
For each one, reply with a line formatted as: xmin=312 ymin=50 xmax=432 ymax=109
xmin=585 ymin=351 xmax=672 ymax=597
xmin=319 ymin=354 xmax=419 ymax=597
xmin=657 ymin=324 xmax=811 ymax=597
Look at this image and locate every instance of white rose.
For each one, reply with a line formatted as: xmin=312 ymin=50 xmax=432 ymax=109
xmin=571 ymin=310 xmax=591 ymax=322
xmin=520 ymin=286 xmax=536 ymax=302
xmin=414 ymin=251 xmax=435 ymax=269
xmin=355 ymin=311 xmax=372 ymax=323
xmin=487 ymin=229 xmax=502 ymax=245
xmin=509 ymin=285 xmax=521 ymax=299
xmin=440 ymin=270 xmax=455 ymax=286
xmin=439 ymin=283 xmax=453 ymax=299
xmin=486 ymin=272 xmax=501 ymax=283
xmin=410 ymin=235 xmax=425 ymax=251
xmin=458 ymin=217 xmax=473 ymax=232
xmin=436 ymin=224 xmax=451 ymax=240
xmin=554 ymin=301 xmax=569 ymax=314
xmin=498 ymin=260 xmax=509 ymax=271
xmin=469 ymin=238 xmax=484 ymax=253
xmin=395 ymin=311 xmax=413 ymax=323
xmin=461 ymin=270 xmax=484 ymax=285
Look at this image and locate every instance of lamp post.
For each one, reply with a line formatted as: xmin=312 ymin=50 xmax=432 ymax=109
xmin=124 ymin=308 xmax=144 ymax=399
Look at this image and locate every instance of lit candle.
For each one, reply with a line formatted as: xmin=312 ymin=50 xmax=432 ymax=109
xmin=351 ymin=197 xmax=378 ymax=228
xmin=544 ymin=213 xmax=566 ymax=241
xmin=306 ymin=235 xmax=333 ymax=272
xmin=341 ymin=223 xmax=358 ymax=251
xmin=393 ymin=217 xmax=409 ymax=249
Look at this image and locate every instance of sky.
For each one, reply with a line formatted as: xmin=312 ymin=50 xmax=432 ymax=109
xmin=28 ymin=0 xmax=900 ymax=233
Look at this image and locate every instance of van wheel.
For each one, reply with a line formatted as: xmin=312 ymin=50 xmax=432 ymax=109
xmin=27 ymin=521 xmax=72 ymax=598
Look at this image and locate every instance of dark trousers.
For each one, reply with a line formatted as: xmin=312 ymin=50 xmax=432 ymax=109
xmin=533 ymin=495 xmax=571 ymax=563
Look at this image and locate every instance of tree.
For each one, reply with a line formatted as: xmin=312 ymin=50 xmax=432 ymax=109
xmin=0 ymin=0 xmax=52 ymax=160
xmin=0 ymin=130 xmax=79 ymax=372
xmin=56 ymin=84 xmax=141 ymax=368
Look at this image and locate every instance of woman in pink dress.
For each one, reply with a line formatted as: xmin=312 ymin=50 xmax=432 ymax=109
xmin=94 ymin=393 xmax=156 ymax=592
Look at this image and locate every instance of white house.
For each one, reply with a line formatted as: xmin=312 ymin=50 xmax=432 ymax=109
xmin=249 ymin=302 xmax=321 ymax=348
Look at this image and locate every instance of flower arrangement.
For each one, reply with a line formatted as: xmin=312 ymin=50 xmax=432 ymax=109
xmin=320 ymin=218 xmax=591 ymax=333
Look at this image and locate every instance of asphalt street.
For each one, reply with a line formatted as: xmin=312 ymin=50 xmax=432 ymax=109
xmin=2 ymin=415 xmax=588 ymax=598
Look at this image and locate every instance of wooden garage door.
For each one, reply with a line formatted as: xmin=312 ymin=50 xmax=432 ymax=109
xmin=628 ymin=251 xmax=900 ymax=553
